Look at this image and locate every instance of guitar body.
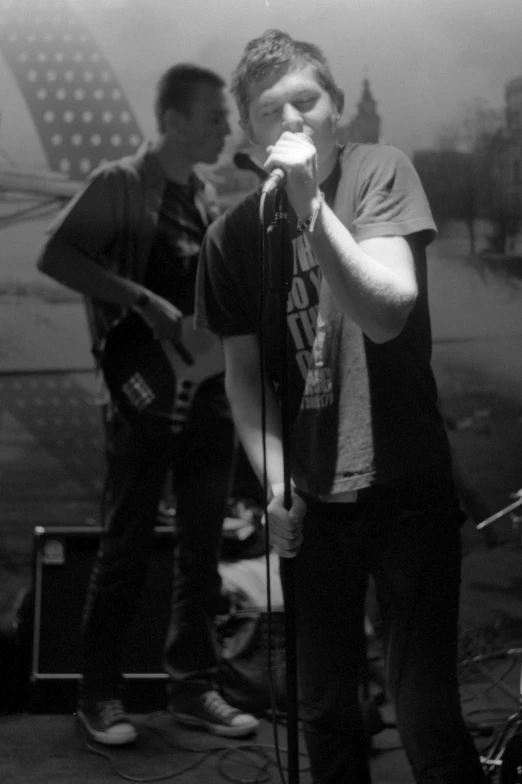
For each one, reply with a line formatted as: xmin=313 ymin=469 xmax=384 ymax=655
xmin=100 ymin=311 xmax=224 ymax=439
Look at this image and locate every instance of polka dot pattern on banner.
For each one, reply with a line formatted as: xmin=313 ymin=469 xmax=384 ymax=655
xmin=0 ymin=0 xmax=144 ymax=181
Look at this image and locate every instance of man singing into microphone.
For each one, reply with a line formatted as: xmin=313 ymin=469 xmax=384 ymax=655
xmin=196 ymin=30 xmax=487 ymax=784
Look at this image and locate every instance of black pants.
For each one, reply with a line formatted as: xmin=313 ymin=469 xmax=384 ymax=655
xmin=81 ymin=375 xmax=235 ymax=698
xmin=292 ymin=484 xmax=488 ymax=784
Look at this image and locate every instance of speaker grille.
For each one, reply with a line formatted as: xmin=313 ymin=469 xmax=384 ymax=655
xmin=32 ymin=525 xmax=174 ymax=679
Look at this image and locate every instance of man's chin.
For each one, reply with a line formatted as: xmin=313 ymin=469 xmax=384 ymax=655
xmin=195 ymin=148 xmax=225 ymax=170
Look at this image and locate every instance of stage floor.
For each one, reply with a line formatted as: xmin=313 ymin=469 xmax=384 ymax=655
xmin=1 ymin=682 xmax=514 ymax=784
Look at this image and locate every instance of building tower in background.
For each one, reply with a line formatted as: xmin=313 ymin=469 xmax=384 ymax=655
xmin=338 ymin=76 xmax=381 ymax=145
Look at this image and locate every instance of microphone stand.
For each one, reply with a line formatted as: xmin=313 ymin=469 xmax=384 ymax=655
xmin=264 ymin=186 xmax=300 ymax=784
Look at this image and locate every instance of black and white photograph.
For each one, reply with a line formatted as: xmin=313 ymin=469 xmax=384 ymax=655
xmin=1 ymin=1 xmax=522 ymax=782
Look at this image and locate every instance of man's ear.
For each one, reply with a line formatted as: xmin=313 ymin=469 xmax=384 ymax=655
xmin=163 ymin=107 xmax=185 ymax=135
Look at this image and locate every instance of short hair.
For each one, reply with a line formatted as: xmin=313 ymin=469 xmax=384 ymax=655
xmin=231 ymin=29 xmax=343 ymax=125
xmin=154 ymin=63 xmax=225 ymax=131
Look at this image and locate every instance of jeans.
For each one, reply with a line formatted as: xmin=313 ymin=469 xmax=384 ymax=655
xmin=292 ymin=483 xmax=488 ymax=784
xmin=81 ymin=374 xmax=235 ymax=699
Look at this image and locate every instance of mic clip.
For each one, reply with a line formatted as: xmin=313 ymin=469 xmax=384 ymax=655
xmin=261 ymin=167 xmax=286 ymax=195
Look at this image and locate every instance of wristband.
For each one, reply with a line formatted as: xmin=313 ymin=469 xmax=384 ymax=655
xmin=297 ymin=191 xmax=324 ymax=234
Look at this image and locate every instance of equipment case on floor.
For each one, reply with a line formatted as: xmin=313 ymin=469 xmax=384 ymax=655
xmin=29 ymin=524 xmax=175 ymax=686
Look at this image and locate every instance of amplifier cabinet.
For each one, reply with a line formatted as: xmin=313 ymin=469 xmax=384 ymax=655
xmin=30 ymin=525 xmax=175 ymax=683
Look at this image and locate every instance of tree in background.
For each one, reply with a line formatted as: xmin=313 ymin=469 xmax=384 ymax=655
xmin=437 ymin=97 xmax=522 ymax=255
xmin=436 ymin=97 xmax=502 ymax=154
xmin=415 ymin=97 xmax=507 ymax=256
xmin=484 ymin=132 xmax=522 ymax=254
xmin=413 ymin=149 xmax=477 ymax=251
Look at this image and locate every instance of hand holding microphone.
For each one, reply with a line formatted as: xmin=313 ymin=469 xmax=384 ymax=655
xmin=262 ymin=131 xmax=320 ymax=219
xmin=261 ymin=166 xmax=287 ymax=195
xmin=232 ymin=149 xmax=287 ymax=194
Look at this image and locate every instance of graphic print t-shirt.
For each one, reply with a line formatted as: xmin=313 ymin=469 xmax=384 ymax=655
xmin=196 ymin=143 xmax=452 ymax=496
xmin=196 ymin=159 xmax=342 ymax=421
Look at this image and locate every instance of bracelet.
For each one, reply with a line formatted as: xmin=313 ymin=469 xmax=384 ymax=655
xmin=296 ymin=191 xmax=324 ymax=234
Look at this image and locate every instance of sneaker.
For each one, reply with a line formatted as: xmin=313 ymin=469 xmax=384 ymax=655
xmin=171 ymin=689 xmax=259 ymax=738
xmin=76 ymin=698 xmax=138 ymax=745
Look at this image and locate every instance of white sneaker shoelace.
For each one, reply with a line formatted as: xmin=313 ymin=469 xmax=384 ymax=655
xmin=98 ymin=699 xmax=129 ymax=726
xmin=202 ymin=690 xmax=237 ymax=719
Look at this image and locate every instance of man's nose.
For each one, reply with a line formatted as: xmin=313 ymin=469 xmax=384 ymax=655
xmin=281 ymin=103 xmax=304 ymax=132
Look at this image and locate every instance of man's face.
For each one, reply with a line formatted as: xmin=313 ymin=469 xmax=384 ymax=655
xmin=243 ymin=62 xmax=342 ymax=178
xmin=168 ymin=83 xmax=230 ymax=165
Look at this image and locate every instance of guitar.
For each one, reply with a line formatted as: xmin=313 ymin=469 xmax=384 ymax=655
xmin=99 ymin=310 xmax=224 ymax=438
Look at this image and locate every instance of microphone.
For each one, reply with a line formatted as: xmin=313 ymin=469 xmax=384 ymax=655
xmin=259 ymin=132 xmax=314 ymax=195
xmin=261 ymin=167 xmax=286 ymax=195
xmin=233 ymin=151 xmax=268 ymax=182
xmin=233 ymin=151 xmax=284 ymax=194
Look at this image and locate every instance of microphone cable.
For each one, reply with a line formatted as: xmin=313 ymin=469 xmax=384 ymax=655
xmin=257 ymin=186 xmax=288 ymax=784
xmin=234 ymin=151 xmax=300 ymax=781
xmin=76 ymin=710 xmax=311 ymax=783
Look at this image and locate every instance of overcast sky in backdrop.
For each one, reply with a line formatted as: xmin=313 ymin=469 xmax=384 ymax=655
xmin=2 ymin=0 xmax=522 ymax=163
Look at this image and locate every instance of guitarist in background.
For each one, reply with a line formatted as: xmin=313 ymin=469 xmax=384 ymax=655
xmin=37 ymin=63 xmax=259 ymax=745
